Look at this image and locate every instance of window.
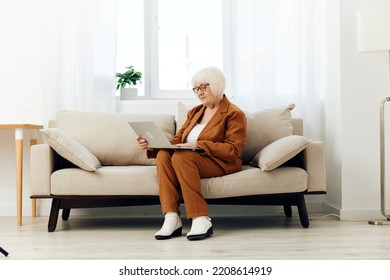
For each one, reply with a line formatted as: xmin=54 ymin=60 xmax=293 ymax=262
xmin=116 ymin=0 xmax=145 ymax=97
xmin=116 ymin=0 xmax=231 ymax=99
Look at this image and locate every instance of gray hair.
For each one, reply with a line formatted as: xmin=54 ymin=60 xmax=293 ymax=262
xmin=191 ymin=66 xmax=226 ymax=98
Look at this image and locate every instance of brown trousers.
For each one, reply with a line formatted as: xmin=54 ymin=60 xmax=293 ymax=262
xmin=156 ymin=150 xmax=226 ymax=219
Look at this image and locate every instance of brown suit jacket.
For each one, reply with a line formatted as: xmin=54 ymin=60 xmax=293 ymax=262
xmin=171 ymin=95 xmax=247 ymax=174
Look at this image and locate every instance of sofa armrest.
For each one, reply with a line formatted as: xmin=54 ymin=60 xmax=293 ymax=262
xmin=303 ymin=141 xmax=326 ymax=192
xmin=30 ymin=144 xmax=54 ymax=196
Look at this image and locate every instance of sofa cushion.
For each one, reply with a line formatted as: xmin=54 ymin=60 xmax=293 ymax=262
xmin=251 ymin=135 xmax=312 ymax=171
xmin=242 ymin=104 xmax=295 ymax=164
xmin=54 ymin=110 xmax=176 ymax=166
xmin=40 ymin=128 xmax=101 ymax=171
xmin=202 ymin=165 xmax=308 ymax=198
xmin=50 ymin=165 xmax=308 ymax=196
xmin=51 ymin=166 xmax=160 ymax=196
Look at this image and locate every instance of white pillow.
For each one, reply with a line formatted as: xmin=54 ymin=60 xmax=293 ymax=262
xmin=177 ymin=102 xmax=191 ymax=130
xmin=242 ymin=104 xmax=295 ymax=164
xmin=251 ymin=135 xmax=312 ymax=171
xmin=40 ymin=128 xmax=101 ymax=171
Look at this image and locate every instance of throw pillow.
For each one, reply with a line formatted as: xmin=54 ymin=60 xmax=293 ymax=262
xmin=40 ymin=128 xmax=101 ymax=171
xmin=242 ymin=104 xmax=295 ymax=164
xmin=177 ymin=102 xmax=190 ymax=130
xmin=251 ymin=135 xmax=312 ymax=171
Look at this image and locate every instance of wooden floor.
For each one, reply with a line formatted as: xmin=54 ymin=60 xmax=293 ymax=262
xmin=1 ymin=212 xmax=390 ymax=260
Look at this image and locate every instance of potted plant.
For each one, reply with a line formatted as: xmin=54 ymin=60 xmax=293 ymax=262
xmin=116 ymin=66 xmax=142 ymax=100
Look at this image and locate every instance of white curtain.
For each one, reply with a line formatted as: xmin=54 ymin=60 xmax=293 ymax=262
xmin=0 ymin=0 xmax=44 ymax=124
xmin=38 ymin=0 xmax=117 ymax=125
xmin=232 ymin=0 xmax=329 ymax=140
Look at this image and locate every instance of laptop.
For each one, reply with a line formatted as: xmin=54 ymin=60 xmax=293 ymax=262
xmin=128 ymin=121 xmax=203 ymax=151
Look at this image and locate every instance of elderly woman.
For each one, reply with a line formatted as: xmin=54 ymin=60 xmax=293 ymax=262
xmin=136 ymin=66 xmax=247 ymax=240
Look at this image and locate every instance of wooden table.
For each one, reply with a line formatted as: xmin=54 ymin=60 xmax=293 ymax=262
xmin=0 ymin=124 xmax=43 ymax=225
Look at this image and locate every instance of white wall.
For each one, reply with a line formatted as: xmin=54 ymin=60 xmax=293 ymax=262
xmin=338 ymin=0 xmax=390 ymax=220
xmin=321 ymin=0 xmax=342 ymax=216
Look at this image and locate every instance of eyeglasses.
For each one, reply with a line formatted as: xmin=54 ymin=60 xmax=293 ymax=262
xmin=192 ymin=83 xmax=209 ymax=94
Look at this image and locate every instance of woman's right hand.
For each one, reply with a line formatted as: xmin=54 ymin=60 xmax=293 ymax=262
xmin=135 ymin=136 xmax=148 ymax=150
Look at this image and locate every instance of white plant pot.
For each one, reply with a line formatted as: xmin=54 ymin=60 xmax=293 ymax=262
xmin=120 ymin=88 xmax=138 ymax=100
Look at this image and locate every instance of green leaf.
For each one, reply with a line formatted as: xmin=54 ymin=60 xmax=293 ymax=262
xmin=115 ymin=65 xmax=142 ymax=88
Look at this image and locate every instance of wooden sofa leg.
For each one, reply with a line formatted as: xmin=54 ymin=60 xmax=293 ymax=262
xmin=297 ymin=195 xmax=310 ymax=228
xmin=283 ymin=205 xmax=292 ymax=218
xmin=62 ymin=209 xmax=71 ymax=221
xmin=48 ymin=198 xmax=60 ymax=232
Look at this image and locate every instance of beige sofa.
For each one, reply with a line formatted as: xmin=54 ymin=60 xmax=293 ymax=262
xmin=30 ymin=104 xmax=326 ymax=232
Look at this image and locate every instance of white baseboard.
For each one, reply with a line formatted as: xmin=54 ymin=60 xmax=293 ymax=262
xmin=321 ymin=202 xmax=387 ymax=222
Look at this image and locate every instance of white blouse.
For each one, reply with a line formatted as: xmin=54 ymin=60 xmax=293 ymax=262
xmin=186 ymin=123 xmax=206 ymax=143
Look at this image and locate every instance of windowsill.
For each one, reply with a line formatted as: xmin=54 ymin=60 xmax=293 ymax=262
xmin=115 ymin=98 xmax=198 ymax=115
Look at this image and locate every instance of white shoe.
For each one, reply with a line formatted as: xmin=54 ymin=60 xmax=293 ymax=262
xmin=187 ymin=216 xmax=213 ymax=241
xmin=155 ymin=212 xmax=182 ymax=240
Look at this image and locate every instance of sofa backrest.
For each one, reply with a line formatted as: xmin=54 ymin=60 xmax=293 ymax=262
xmin=291 ymin=118 xmax=303 ymax=136
xmin=53 ymin=110 xmax=176 ymax=166
xmin=49 ymin=106 xmax=303 ymax=166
